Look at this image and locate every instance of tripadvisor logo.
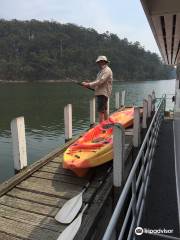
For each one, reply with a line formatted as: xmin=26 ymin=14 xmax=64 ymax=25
xmin=135 ymin=227 xmax=143 ymax=235
xmin=135 ymin=227 xmax=174 ymax=236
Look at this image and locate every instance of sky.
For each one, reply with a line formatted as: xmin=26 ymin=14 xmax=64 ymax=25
xmin=0 ymin=0 xmax=160 ymax=55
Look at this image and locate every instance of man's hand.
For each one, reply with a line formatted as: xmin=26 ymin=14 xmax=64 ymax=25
xmin=82 ymin=81 xmax=90 ymax=87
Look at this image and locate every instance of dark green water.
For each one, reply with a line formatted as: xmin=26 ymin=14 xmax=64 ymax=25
xmin=0 ymin=80 xmax=175 ymax=183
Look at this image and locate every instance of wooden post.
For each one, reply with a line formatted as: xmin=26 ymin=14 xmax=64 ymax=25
xmin=121 ymin=90 xmax=126 ymax=107
xmin=64 ymin=104 xmax=72 ymax=142
xmin=113 ymin=123 xmax=125 ymax=188
xmin=115 ymin=92 xmax=120 ymax=110
xmin=107 ymin=98 xmax=110 ymax=115
xmin=11 ymin=117 xmax=27 ymax=173
xmin=142 ymin=99 xmax=148 ymax=129
xmin=133 ymin=107 xmax=141 ymax=147
xmin=152 ymin=90 xmax=156 ymax=112
xmin=148 ymin=95 xmax=152 ymax=118
xmin=90 ymin=97 xmax=96 ymax=126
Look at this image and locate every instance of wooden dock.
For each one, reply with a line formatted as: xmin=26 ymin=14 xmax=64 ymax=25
xmin=0 ymin=130 xmax=134 ymax=240
xmin=0 ymin=97 xmax=151 ymax=240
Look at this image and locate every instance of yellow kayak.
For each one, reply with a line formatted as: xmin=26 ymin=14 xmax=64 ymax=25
xmin=63 ymin=108 xmax=135 ymax=177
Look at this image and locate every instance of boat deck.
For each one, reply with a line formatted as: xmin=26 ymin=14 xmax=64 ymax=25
xmin=139 ymin=119 xmax=180 ymax=239
xmin=0 ymin=130 xmax=133 ymax=240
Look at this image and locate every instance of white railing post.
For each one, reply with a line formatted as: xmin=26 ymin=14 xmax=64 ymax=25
xmin=115 ymin=92 xmax=120 ymax=110
xmin=148 ymin=94 xmax=152 ymax=118
xmin=133 ymin=107 xmax=141 ymax=147
xmin=64 ymin=104 xmax=72 ymax=142
xmin=113 ymin=123 xmax=125 ymax=188
xmin=142 ymin=99 xmax=148 ymax=129
xmin=107 ymin=98 xmax=110 ymax=115
xmin=121 ymin=90 xmax=126 ymax=107
xmin=152 ymin=90 xmax=156 ymax=112
xmin=11 ymin=116 xmax=27 ymax=173
xmin=90 ymin=97 xmax=96 ymax=126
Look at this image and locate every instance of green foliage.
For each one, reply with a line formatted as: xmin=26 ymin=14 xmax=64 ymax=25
xmin=0 ymin=19 xmax=174 ymax=81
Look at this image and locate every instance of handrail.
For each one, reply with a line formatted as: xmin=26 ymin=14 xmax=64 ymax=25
xmin=102 ymin=95 xmax=166 ymax=240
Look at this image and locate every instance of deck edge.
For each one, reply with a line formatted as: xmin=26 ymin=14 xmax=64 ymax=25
xmin=0 ymin=134 xmax=82 ymax=197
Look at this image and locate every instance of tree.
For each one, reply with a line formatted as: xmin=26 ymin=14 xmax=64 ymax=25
xmin=0 ymin=19 xmax=173 ymax=81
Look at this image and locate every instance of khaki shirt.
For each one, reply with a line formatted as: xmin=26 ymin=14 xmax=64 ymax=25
xmin=89 ymin=65 xmax=113 ymax=98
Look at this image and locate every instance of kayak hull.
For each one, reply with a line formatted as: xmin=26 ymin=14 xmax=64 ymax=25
xmin=63 ymin=108 xmax=135 ymax=176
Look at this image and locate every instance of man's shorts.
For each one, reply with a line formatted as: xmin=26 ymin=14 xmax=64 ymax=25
xmin=96 ymin=95 xmax=108 ymax=113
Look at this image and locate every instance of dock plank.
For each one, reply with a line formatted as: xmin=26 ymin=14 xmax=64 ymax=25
xmin=0 ymin=195 xmax=59 ymax=217
xmin=45 ymin=162 xmax=64 ymax=169
xmin=39 ymin=165 xmax=91 ymax=180
xmin=39 ymin=164 xmax=79 ymax=177
xmin=0 ymin=232 xmax=22 ymax=240
xmin=7 ymin=188 xmax=66 ymax=207
xmin=32 ymin=171 xmax=89 ymax=186
xmin=17 ymin=176 xmax=81 ymax=196
xmin=39 ymin=164 xmax=68 ymax=173
xmin=0 ymin=136 xmax=80 ymax=198
xmin=16 ymin=177 xmax=94 ymax=200
xmin=0 ymin=216 xmax=60 ymax=240
xmin=51 ymin=156 xmax=63 ymax=163
xmin=0 ymin=205 xmax=64 ymax=232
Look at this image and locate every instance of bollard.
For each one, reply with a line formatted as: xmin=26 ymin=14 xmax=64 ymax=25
xmin=152 ymin=90 xmax=156 ymax=111
xmin=121 ymin=90 xmax=126 ymax=107
xmin=11 ymin=116 xmax=27 ymax=173
xmin=115 ymin=92 xmax=120 ymax=110
xmin=133 ymin=107 xmax=141 ymax=147
xmin=142 ymin=99 xmax=148 ymax=129
xmin=64 ymin=104 xmax=72 ymax=142
xmin=113 ymin=123 xmax=125 ymax=188
xmin=90 ymin=97 xmax=96 ymax=126
xmin=107 ymin=98 xmax=110 ymax=115
xmin=113 ymin=124 xmax=125 ymax=237
xmin=148 ymin=95 xmax=152 ymax=117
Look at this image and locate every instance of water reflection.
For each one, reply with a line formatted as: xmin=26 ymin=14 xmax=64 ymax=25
xmin=0 ymin=80 xmax=175 ymax=182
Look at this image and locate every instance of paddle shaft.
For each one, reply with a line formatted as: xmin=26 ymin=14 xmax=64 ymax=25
xmin=82 ymin=171 xmax=96 ymax=192
xmin=85 ymin=166 xmax=112 ymax=207
xmin=57 ymin=166 xmax=112 ymax=240
xmin=55 ymin=171 xmax=96 ymax=224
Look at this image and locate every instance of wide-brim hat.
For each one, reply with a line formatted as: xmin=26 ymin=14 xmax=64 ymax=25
xmin=96 ymin=56 xmax=110 ymax=63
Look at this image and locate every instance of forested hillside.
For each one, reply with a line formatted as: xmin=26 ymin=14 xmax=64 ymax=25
xmin=0 ymin=19 xmax=174 ymax=81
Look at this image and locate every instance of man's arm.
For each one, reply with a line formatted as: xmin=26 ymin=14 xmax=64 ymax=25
xmin=82 ymin=71 xmax=110 ymax=88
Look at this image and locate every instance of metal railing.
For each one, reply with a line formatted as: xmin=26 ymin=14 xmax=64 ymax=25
xmin=102 ymin=95 xmax=166 ymax=240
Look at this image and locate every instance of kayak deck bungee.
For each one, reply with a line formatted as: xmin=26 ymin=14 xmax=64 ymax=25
xmin=63 ymin=108 xmax=136 ymax=177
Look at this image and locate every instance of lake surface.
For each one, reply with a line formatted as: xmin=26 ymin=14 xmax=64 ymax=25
xmin=0 ymin=80 xmax=175 ymax=183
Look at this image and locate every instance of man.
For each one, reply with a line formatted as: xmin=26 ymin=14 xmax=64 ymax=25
xmin=82 ymin=56 xmax=113 ymax=123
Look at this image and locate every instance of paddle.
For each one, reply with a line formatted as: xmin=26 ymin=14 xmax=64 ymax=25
xmin=56 ymin=166 xmax=112 ymax=240
xmin=71 ymin=80 xmax=94 ymax=91
xmin=55 ymin=180 xmax=92 ymax=224
xmin=57 ymin=205 xmax=88 ymax=240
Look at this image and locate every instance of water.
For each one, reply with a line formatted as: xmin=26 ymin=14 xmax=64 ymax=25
xmin=0 ymin=80 xmax=175 ymax=183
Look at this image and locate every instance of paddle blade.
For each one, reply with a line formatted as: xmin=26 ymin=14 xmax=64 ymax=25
xmin=55 ymin=191 xmax=83 ymax=224
xmin=57 ymin=211 xmax=83 ymax=240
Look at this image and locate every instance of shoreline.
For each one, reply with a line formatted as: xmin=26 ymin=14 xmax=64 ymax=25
xmin=0 ymin=79 xmax=76 ymax=83
xmin=0 ymin=79 xmax=174 ymax=84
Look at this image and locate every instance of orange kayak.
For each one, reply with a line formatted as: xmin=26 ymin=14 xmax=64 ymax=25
xmin=63 ymin=108 xmax=135 ymax=177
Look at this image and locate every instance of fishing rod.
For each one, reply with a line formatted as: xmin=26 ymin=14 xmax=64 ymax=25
xmin=56 ymin=166 xmax=112 ymax=240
